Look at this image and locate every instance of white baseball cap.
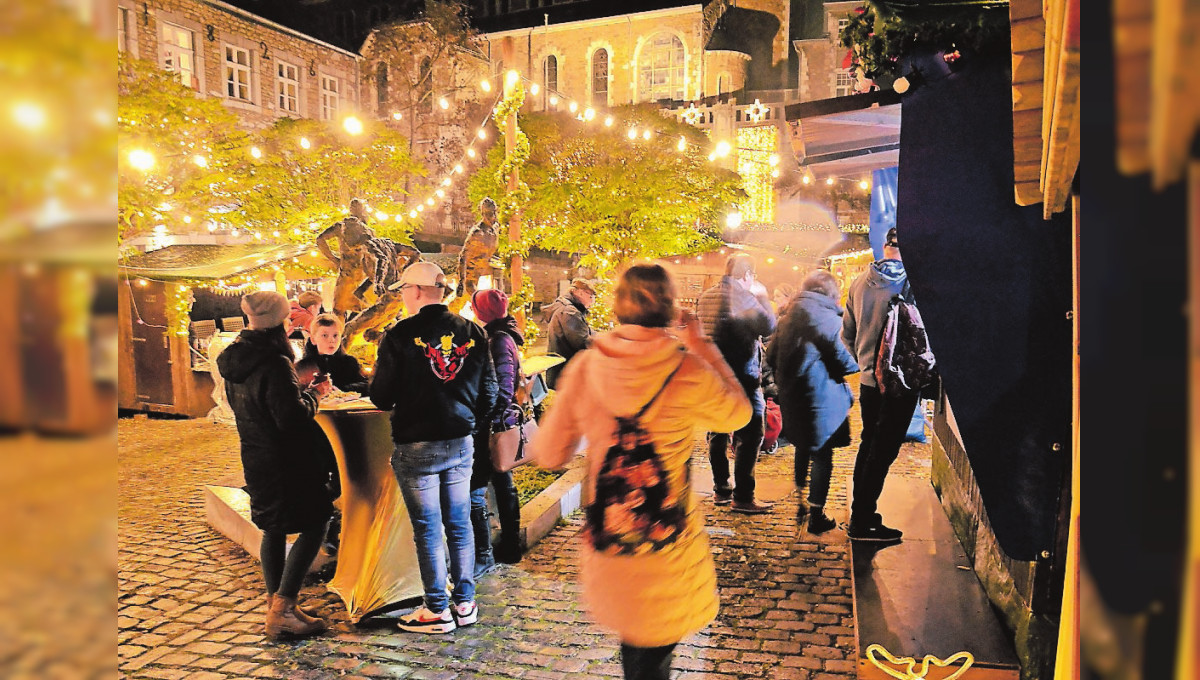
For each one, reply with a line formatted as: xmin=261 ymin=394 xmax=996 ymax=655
xmin=389 ymin=261 xmax=447 ymax=290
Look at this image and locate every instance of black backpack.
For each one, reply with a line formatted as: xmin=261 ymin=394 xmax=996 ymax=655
xmin=874 ymin=282 xmax=937 ymax=396
xmin=585 ymin=357 xmax=687 ymax=556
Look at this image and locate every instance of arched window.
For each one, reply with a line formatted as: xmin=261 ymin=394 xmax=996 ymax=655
xmin=375 ymin=62 xmax=388 ymax=114
xmin=717 ymin=72 xmax=728 ymax=96
xmin=637 ymin=33 xmax=685 ymax=102
xmin=543 ymin=55 xmax=558 ymax=109
xmin=418 ymin=57 xmax=433 ymax=115
xmin=591 ymin=49 xmax=609 ymax=106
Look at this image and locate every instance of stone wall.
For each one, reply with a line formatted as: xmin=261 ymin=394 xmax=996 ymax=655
xmin=119 ymin=0 xmax=360 ymax=129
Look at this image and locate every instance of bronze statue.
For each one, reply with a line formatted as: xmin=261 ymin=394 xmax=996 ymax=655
xmin=455 ymin=197 xmax=502 ymax=299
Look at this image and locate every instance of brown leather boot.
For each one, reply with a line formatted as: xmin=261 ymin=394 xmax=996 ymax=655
xmin=266 ymin=594 xmax=322 ymax=621
xmin=265 ymin=594 xmax=326 ymax=639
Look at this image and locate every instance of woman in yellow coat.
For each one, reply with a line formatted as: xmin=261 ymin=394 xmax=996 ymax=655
xmin=533 ymin=264 xmax=752 ymax=680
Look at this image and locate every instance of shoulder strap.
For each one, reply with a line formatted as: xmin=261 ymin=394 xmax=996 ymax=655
xmin=632 ymin=350 xmax=686 ymax=421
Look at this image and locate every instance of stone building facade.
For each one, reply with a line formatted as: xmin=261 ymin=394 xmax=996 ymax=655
xmin=117 ymin=0 xmax=362 ymax=129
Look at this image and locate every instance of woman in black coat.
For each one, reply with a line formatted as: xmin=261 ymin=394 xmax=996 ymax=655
xmin=765 ymin=270 xmax=859 ymax=534
xmin=216 ymin=291 xmax=333 ymax=639
xmin=468 ymin=289 xmax=524 ymax=575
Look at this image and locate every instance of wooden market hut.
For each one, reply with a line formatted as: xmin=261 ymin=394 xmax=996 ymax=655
xmin=0 ymin=219 xmax=116 ymax=435
xmin=118 ymin=243 xmax=329 ymax=418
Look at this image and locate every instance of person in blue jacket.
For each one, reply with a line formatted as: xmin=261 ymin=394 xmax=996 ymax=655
xmin=766 ymin=270 xmax=859 ymax=534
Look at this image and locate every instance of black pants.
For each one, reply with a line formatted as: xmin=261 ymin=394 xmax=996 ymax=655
xmin=851 ymin=384 xmax=920 ymax=523
xmin=708 ymin=413 xmax=764 ymax=503
xmin=620 ymin=643 xmax=676 ymax=680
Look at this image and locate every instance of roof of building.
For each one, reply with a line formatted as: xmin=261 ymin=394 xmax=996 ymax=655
xmin=118 ymin=243 xmax=322 ymax=280
xmin=472 ymin=0 xmax=707 ymax=34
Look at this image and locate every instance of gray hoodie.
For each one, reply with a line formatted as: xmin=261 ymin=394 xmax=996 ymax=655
xmin=841 ymin=259 xmax=908 ymax=387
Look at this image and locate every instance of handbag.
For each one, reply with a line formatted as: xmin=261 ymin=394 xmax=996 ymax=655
xmin=489 ymin=411 xmax=538 ymax=473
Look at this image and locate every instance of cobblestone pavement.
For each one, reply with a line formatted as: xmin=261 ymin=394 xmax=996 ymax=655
xmin=118 ymin=383 xmax=932 ymax=680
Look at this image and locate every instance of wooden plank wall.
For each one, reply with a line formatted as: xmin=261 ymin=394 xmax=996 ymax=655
xmin=1010 ymin=0 xmax=1046 ymax=207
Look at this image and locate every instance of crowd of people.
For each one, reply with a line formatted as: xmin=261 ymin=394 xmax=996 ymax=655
xmin=214 ymin=227 xmax=929 ymax=680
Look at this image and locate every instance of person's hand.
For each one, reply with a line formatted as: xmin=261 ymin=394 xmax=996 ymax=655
xmin=677 ymin=308 xmax=706 ymax=350
xmin=311 ymin=375 xmax=333 ymax=397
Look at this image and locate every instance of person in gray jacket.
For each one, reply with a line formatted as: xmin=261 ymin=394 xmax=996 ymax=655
xmin=841 ymin=228 xmax=920 ymax=543
xmin=544 ymin=279 xmax=595 ymax=389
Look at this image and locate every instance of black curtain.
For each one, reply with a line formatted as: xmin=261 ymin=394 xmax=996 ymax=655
xmin=895 ymin=48 xmax=1072 ymax=562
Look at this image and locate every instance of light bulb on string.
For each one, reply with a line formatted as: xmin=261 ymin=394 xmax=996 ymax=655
xmin=127 ymin=149 xmax=154 ymax=171
xmin=480 ymin=79 xmax=492 ymax=92
xmin=530 ymin=83 xmax=540 ymax=95
xmin=272 ymin=230 xmax=281 ymax=237
xmin=417 ymin=204 xmax=425 ymax=212
xmin=409 ymin=210 xmax=418 ymax=218
xmin=343 ymin=116 xmax=364 ymax=135
xmin=505 ymin=70 xmax=520 ymax=89
xmin=425 ymin=198 xmax=434 ymax=206
xmin=250 ymin=146 xmax=262 ymax=159
xmin=438 ymin=97 xmax=450 ymax=110
xmin=477 ymin=129 xmax=487 ymax=140
xmin=715 ymin=140 xmax=731 ymax=158
xmin=802 ymin=175 xmax=812 ymax=185
xmin=300 ymin=137 xmax=311 ymax=149
xmin=467 ymin=148 xmax=477 ymax=158
xmin=627 ymin=127 xmax=638 ymax=140
xmin=375 ymin=211 xmax=388 ymax=221
xmin=583 ymin=107 xmax=595 ymax=121
xmin=826 ymin=177 xmax=835 ymax=185
xmin=568 ymin=101 xmax=578 ymax=113
xmin=642 ymin=129 xmax=652 ymax=140
xmin=677 ymin=136 xmax=687 ymax=152
xmin=858 ymin=179 xmax=870 ymax=190
xmin=548 ymin=95 xmax=559 ymax=106
xmin=604 ymin=115 xmax=614 ymax=127
xmin=453 ymin=164 xmax=463 ymax=174
xmin=192 ymin=154 xmax=208 ymax=168
xmin=392 ymin=112 xmax=403 ymax=120
xmin=435 ymin=189 xmax=445 ymax=198
xmin=442 ymin=177 xmax=453 ymax=186
xmin=183 ymin=215 xmax=192 ymax=224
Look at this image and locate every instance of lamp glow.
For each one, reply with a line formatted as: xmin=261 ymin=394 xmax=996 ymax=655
xmin=477 ymin=129 xmax=487 ymax=140
xmin=250 ymin=146 xmax=262 ymax=159
xmin=13 ymin=102 xmax=46 ymax=131
xmin=192 ymin=154 xmax=208 ymax=168
xmin=677 ymin=136 xmax=687 ymax=152
xmin=859 ymin=179 xmax=870 ymax=190
xmin=392 ymin=111 xmax=403 ymax=120
xmin=480 ymin=79 xmax=492 ymax=92
xmin=128 ymin=149 xmax=155 ymax=172
xmin=725 ymin=211 xmax=742 ymax=229
xmin=375 ymin=211 xmax=388 ymax=221
xmin=343 ymin=116 xmax=364 ymax=135
xmin=467 ymin=148 xmax=477 ymax=158
xmin=438 ymin=97 xmax=450 ymax=110
xmin=454 ymin=164 xmax=463 ymax=173
xmin=715 ymin=141 xmax=731 ymax=157
xmin=826 ymin=177 xmax=835 ymax=185
xmin=300 ymin=137 xmax=311 ymax=149
xmin=604 ymin=115 xmax=614 ymax=127
xmin=505 ymin=70 xmax=520 ymax=89
xmin=627 ymin=127 xmax=638 ymax=140
xmin=568 ymin=101 xmax=578 ymax=113
xmin=530 ymin=83 xmax=540 ymax=95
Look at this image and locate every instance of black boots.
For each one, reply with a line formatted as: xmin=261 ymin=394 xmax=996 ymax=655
xmin=471 ymin=505 xmax=496 ymax=578
xmin=807 ymin=505 xmax=837 ymax=534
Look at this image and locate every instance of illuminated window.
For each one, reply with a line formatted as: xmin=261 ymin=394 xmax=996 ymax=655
xmin=591 ymin=49 xmax=608 ymax=106
xmin=160 ymin=22 xmax=196 ymax=89
xmin=834 ymin=69 xmax=854 ymax=97
xmin=543 ymin=55 xmax=558 ymax=109
xmin=321 ymin=74 xmax=340 ymax=120
xmin=277 ymin=61 xmax=300 ymax=114
xmin=638 ymin=33 xmax=685 ymax=102
xmin=224 ymin=44 xmax=252 ymax=101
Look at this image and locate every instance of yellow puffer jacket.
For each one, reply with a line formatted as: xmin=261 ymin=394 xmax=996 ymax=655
xmin=533 ymin=324 xmax=752 ymax=647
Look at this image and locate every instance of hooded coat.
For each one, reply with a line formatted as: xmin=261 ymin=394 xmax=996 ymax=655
xmin=216 ymin=327 xmax=334 ymax=533
xmin=543 ymin=293 xmax=592 ymax=389
xmin=842 ymin=259 xmax=907 ymax=388
xmin=766 ymin=291 xmax=859 ymax=452
xmin=532 ymin=325 xmax=751 ymax=647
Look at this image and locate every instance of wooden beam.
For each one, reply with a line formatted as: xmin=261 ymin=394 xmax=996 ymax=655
xmin=1114 ymin=0 xmax=1152 ymax=174
xmin=1149 ymin=0 xmax=1200 ymax=188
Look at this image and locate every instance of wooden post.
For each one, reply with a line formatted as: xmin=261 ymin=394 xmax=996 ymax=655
xmin=501 ymin=52 xmax=525 ymax=329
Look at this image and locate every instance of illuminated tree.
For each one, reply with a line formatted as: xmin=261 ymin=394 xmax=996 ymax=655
xmin=468 ymin=105 xmax=746 ymax=278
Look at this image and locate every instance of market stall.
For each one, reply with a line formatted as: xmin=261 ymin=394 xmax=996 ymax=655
xmin=118 ymin=243 xmax=330 ymax=417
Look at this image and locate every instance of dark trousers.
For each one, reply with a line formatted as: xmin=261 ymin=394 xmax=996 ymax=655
xmin=851 ymin=384 xmax=920 ymax=522
xmin=708 ymin=413 xmax=765 ymax=503
xmin=620 ymin=643 xmax=676 ymax=680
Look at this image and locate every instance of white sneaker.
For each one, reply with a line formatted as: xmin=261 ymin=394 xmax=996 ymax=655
xmin=397 ymin=605 xmax=456 ymax=634
xmin=452 ymin=600 xmax=478 ymax=626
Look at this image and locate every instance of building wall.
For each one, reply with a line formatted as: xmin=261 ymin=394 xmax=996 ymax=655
xmin=118 ymin=0 xmax=361 ymax=129
xmin=482 ymin=7 xmax=708 ymax=108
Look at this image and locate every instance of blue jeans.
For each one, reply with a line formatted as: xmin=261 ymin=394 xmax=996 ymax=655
xmin=391 ymin=436 xmax=475 ymax=612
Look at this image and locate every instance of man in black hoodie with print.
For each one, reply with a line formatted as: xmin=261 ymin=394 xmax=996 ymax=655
xmin=370 ymin=261 xmax=497 ymax=635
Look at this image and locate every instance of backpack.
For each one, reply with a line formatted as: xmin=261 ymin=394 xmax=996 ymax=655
xmin=585 ymin=357 xmax=687 ymax=556
xmin=874 ymin=283 xmax=937 ymax=396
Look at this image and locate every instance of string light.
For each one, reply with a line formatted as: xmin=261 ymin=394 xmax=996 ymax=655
xmin=392 ymin=112 xmax=403 ymax=120
xmin=677 ymin=136 xmax=687 ymax=152
xmin=375 ymin=211 xmax=388 ymax=221
xmin=604 ymin=115 xmax=614 ymax=127
xmin=183 ymin=215 xmax=192 ymax=224
xmin=583 ymin=107 xmax=595 ymax=121
xmin=13 ymin=102 xmax=46 ymax=131
xmin=858 ymin=179 xmax=870 ymax=190
xmin=442 ymin=177 xmax=453 ymax=186
xmin=505 ymin=70 xmax=521 ymax=89
xmin=568 ymin=101 xmax=578 ymax=113
xmin=467 ymin=148 xmax=477 ymax=158
xmin=453 ymin=164 xmax=463 ymax=173
xmin=192 ymin=154 xmax=208 ymax=168
xmin=826 ymin=177 xmax=835 ymax=185
xmin=802 ymin=175 xmax=812 ymax=185
xmin=548 ymin=95 xmax=559 ymax=106
xmin=530 ymin=83 xmax=540 ymax=95
xmin=272 ymin=230 xmax=281 ymax=237
xmin=477 ymin=129 xmax=487 ymax=140
xmin=715 ymin=141 xmax=732 ymax=158
xmin=128 ymin=149 xmax=155 ymax=172
xmin=642 ymin=129 xmax=652 ymax=140
xmin=480 ymin=79 xmax=492 ymax=92
xmin=627 ymin=127 xmax=638 ymax=140
xmin=250 ymin=146 xmax=262 ymax=159
xmin=409 ymin=210 xmax=418 ymax=218
xmin=343 ymin=116 xmax=364 ymax=135
xmin=438 ymin=97 xmax=450 ymax=110
xmin=299 ymin=137 xmax=311 ymax=149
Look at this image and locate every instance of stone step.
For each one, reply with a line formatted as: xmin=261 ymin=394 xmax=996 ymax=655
xmin=203 ymin=485 xmax=333 ymax=574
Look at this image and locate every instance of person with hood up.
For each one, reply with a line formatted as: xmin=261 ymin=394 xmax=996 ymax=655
xmin=841 ymin=227 xmax=921 ymax=543
xmin=543 ymin=278 xmax=595 ymax=389
xmin=216 ymin=291 xmax=333 ymax=639
xmin=765 ymin=270 xmax=859 ymax=534
xmin=533 ymin=264 xmax=751 ymax=680
xmin=467 ymin=288 xmax=525 ymax=575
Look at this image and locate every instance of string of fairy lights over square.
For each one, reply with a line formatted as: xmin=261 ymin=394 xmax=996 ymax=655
xmin=123 ymin=70 xmax=876 ymax=243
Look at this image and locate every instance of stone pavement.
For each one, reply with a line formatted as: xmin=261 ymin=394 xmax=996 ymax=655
xmin=118 ymin=390 xmax=933 ymax=680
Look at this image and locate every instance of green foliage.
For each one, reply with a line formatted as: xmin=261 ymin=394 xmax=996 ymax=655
xmin=118 ymin=55 xmax=425 ymax=245
xmin=839 ymin=2 xmax=1010 ymax=80
xmin=469 ymin=105 xmax=745 ymax=278
xmin=118 ymin=54 xmax=248 ymax=242
xmin=512 ymin=463 xmax=565 ymax=506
